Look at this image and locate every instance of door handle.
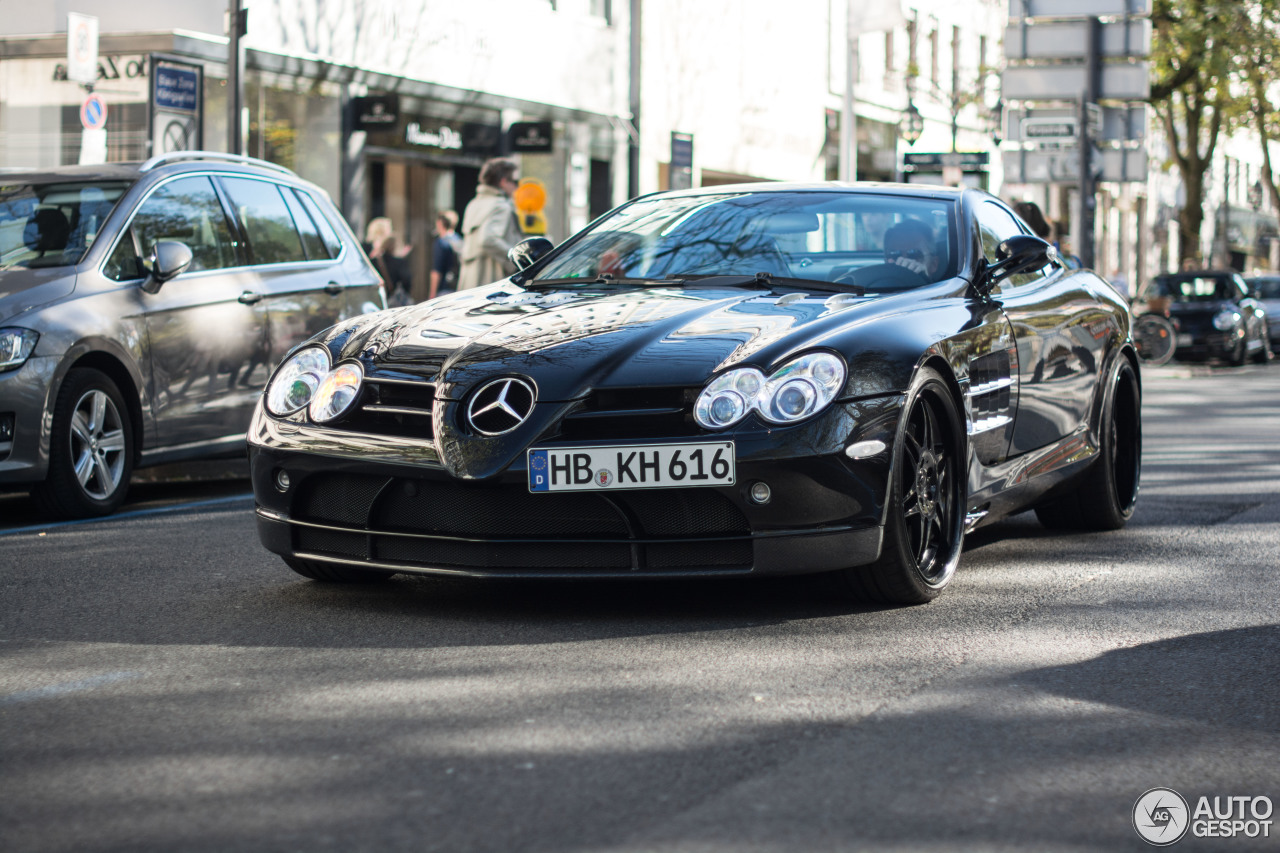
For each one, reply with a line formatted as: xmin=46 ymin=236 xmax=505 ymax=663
xmin=325 ymin=282 xmax=344 ymax=295
xmin=238 ymin=290 xmax=263 ymax=304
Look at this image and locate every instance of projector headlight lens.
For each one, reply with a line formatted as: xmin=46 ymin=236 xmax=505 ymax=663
xmin=265 ymin=347 xmax=331 ymax=416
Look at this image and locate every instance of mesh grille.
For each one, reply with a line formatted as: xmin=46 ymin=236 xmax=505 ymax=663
xmin=619 ymin=489 xmax=749 ymax=536
xmin=294 ymin=473 xmax=389 ymax=525
xmin=372 ymin=482 xmax=629 ymax=537
xmin=296 ymin=527 xmax=368 ymax=559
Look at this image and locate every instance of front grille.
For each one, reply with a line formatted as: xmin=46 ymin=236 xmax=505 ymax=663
xmin=558 ymin=386 xmax=701 ymax=440
xmin=332 ymin=375 xmax=435 ymax=441
xmin=288 ymin=471 xmax=754 ymax=574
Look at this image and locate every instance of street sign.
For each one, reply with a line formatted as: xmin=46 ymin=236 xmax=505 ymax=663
xmin=80 ymin=93 xmax=107 ymax=130
xmin=1020 ymin=117 xmax=1078 ymax=144
xmin=66 ymin=13 xmax=99 ymax=85
xmin=150 ymin=58 xmax=203 ymax=156
xmin=903 ymin=151 xmax=990 ymax=169
xmin=153 ymin=65 xmax=199 ymax=113
xmin=1006 ymin=104 xmax=1144 ymax=142
xmin=1008 ymin=0 xmax=1151 ymax=16
xmin=1002 ymin=62 xmax=1150 ymax=101
xmin=1003 ymin=147 xmax=1148 ymax=183
xmin=1004 ymin=18 xmax=1151 ymax=60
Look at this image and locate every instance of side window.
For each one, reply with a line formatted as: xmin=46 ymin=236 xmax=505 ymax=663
xmin=975 ymin=201 xmax=1047 ymax=288
xmin=107 ymin=176 xmax=237 ymax=280
xmin=295 ymin=190 xmax=344 ymax=259
xmin=219 ymin=177 xmax=307 ymax=265
xmin=280 ymin=188 xmax=329 ymax=261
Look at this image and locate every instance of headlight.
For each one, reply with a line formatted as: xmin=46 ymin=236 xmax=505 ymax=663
xmin=1213 ymin=310 xmax=1240 ymax=331
xmin=759 ymin=352 xmax=847 ymax=424
xmin=308 ymin=362 xmax=364 ymax=423
xmin=694 ymin=352 xmax=846 ymax=429
xmin=0 ymin=328 xmax=39 ymax=372
xmin=265 ymin=347 xmax=331 ymax=415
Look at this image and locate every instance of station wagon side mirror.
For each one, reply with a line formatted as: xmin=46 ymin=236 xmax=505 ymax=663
xmin=140 ymin=240 xmax=194 ymax=294
xmin=508 ymin=237 xmax=555 ymax=271
xmin=982 ymin=235 xmax=1056 ymax=287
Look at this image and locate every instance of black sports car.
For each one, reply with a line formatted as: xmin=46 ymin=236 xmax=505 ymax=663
xmin=1147 ymin=270 xmax=1271 ymax=365
xmin=248 ymin=183 xmax=1141 ymax=604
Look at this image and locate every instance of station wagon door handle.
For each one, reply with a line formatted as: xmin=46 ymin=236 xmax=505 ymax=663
xmin=325 ymin=282 xmax=344 ymax=295
xmin=238 ymin=290 xmax=263 ymax=304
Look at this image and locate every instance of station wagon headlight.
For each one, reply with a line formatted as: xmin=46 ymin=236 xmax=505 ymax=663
xmin=308 ymin=362 xmax=364 ymax=423
xmin=266 ymin=346 xmax=331 ymax=416
xmin=694 ymin=352 xmax=846 ymax=429
xmin=1213 ymin=309 xmax=1240 ymax=331
xmin=0 ymin=327 xmax=39 ymax=372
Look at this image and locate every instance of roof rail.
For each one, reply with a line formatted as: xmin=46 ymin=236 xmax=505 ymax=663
xmin=139 ymin=151 xmax=297 ymax=177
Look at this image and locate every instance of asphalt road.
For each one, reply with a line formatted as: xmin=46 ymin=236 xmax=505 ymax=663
xmin=1 ymin=363 xmax=1278 ymax=852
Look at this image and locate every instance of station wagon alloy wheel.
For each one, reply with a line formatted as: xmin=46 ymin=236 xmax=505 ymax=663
xmin=69 ymin=388 xmax=127 ymax=501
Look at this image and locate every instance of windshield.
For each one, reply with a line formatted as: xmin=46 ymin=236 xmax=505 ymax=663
xmin=1246 ymin=277 xmax=1280 ymax=299
xmin=532 ymin=191 xmax=957 ymax=289
xmin=0 ymin=180 xmax=130 ymax=270
xmin=1155 ymin=274 xmax=1241 ymax=303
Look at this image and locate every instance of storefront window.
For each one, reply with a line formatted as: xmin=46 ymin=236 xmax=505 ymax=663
xmin=245 ymin=72 xmax=341 ymax=201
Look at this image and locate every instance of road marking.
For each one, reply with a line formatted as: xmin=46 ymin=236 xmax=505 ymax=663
xmin=0 ymin=671 xmax=142 ymax=706
xmin=0 ymin=492 xmax=254 ymax=537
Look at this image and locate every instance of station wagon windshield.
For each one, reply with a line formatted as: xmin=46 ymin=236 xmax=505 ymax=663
xmin=532 ymin=191 xmax=957 ymax=287
xmin=0 ymin=181 xmax=129 ymax=270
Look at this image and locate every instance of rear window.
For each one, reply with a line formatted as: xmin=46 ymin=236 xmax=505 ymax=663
xmin=0 ymin=180 xmax=129 ymax=269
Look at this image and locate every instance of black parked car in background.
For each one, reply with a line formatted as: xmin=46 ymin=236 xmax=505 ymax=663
xmin=248 ymin=182 xmax=1141 ymax=605
xmin=0 ymin=152 xmax=383 ymax=518
xmin=1147 ymin=270 xmax=1271 ymax=365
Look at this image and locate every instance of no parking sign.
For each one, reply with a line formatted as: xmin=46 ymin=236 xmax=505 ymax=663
xmin=80 ymin=93 xmax=107 ymax=131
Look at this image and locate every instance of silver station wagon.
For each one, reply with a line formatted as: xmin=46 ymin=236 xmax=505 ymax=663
xmin=0 ymin=152 xmax=383 ymax=518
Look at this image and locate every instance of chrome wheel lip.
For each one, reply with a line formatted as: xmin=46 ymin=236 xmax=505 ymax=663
xmin=69 ymin=389 xmax=126 ymax=501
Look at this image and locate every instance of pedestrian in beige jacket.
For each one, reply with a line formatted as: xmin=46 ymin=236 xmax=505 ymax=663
xmin=457 ymin=157 xmax=524 ymax=290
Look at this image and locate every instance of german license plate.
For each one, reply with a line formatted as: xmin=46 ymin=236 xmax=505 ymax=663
xmin=528 ymin=441 xmax=735 ymax=492
xmin=1176 ymin=334 xmax=1193 ymax=346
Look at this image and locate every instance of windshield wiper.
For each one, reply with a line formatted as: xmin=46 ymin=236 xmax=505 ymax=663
xmin=682 ymin=272 xmax=866 ymax=295
xmin=524 ymin=274 xmax=679 ymax=289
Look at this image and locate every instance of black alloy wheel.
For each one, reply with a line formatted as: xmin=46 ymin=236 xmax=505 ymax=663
xmin=842 ymin=367 xmax=964 ymax=604
xmin=1035 ymin=357 xmax=1141 ymax=530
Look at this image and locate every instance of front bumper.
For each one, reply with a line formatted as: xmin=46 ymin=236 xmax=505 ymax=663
xmin=0 ymin=355 xmax=57 ymax=486
xmin=247 ymin=396 xmax=901 ymax=579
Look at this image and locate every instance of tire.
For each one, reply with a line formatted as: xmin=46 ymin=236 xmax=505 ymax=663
xmin=841 ymin=367 xmax=965 ymax=604
xmin=1035 ymin=358 xmax=1141 ymax=531
xmin=32 ymin=368 xmax=135 ymax=519
xmin=284 ymin=557 xmax=396 ymax=583
xmin=1132 ymin=314 xmax=1175 ymax=366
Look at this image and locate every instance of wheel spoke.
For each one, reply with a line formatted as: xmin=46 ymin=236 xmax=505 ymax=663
xmin=70 ymin=411 xmax=93 ymax=445
xmin=74 ymin=450 xmax=95 ymax=487
xmin=89 ymin=392 xmax=107 ymax=434
xmin=98 ymin=429 xmax=126 ymax=454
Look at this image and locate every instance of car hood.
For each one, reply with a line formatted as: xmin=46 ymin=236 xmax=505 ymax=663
xmin=0 ymin=266 xmax=77 ymax=325
xmin=327 ymin=281 xmax=889 ymax=401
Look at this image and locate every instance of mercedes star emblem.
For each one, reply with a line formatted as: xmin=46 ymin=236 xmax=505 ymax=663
xmin=466 ymin=377 xmax=537 ymax=435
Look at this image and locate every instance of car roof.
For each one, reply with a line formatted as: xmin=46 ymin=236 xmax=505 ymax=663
xmin=639 ymin=181 xmax=971 ymax=202
xmin=0 ymin=152 xmax=300 ymax=186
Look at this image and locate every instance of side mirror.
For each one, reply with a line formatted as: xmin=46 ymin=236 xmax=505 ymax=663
xmin=508 ymin=237 xmax=555 ymax=271
xmin=140 ymin=240 xmax=193 ymax=294
xmin=985 ymin=235 xmax=1055 ymax=285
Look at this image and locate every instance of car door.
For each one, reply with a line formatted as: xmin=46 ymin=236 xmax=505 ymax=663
xmin=215 ymin=175 xmax=352 ymax=364
xmin=106 ymin=174 xmax=269 ymax=448
xmin=291 ymin=186 xmax=384 ymax=319
xmin=974 ymin=200 xmax=1107 ymax=457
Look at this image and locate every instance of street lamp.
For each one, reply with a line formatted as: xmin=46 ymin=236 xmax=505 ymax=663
xmin=900 ymin=102 xmax=923 ymax=146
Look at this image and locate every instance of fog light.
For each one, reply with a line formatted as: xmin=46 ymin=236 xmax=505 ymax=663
xmin=274 ymin=469 xmax=291 ymax=492
xmin=0 ymin=412 xmax=13 ymax=442
xmin=749 ymin=481 xmax=771 ymax=504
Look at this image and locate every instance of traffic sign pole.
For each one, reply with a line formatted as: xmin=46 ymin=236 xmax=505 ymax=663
xmin=1077 ymin=16 xmax=1100 ymax=272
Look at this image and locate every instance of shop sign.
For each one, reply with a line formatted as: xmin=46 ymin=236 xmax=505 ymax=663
xmin=508 ymin=121 xmax=554 ymax=153
xmin=53 ymin=54 xmax=148 ymax=83
xmin=463 ymin=123 xmax=503 ymax=155
xmin=353 ymin=95 xmax=398 ymax=131
xmin=904 ymin=152 xmax=990 ymax=170
xmin=406 ymin=122 xmax=463 ymax=150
